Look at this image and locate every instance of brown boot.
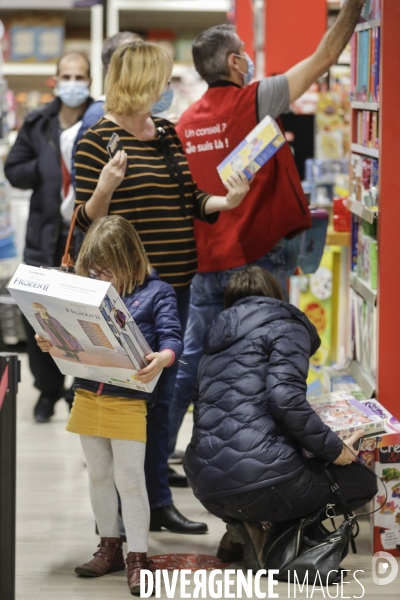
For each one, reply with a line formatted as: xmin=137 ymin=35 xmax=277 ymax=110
xmin=126 ymin=552 xmax=155 ymax=596
xmin=227 ymin=521 xmax=273 ymax=572
xmin=75 ymin=537 xmax=125 ymax=577
xmin=216 ymin=530 xmax=244 ymax=563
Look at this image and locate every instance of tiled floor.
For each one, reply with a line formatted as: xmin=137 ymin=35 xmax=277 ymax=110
xmin=14 ymin=353 xmax=400 ymax=599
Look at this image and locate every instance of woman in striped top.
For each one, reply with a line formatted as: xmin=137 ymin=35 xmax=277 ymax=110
xmin=74 ymin=41 xmax=249 ymax=294
xmin=73 ymin=40 xmax=250 ymax=540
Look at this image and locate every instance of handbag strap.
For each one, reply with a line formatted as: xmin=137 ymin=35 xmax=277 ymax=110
xmin=323 ymin=465 xmax=359 ymax=553
xmin=323 ymin=455 xmax=389 ymax=554
xmin=323 ymin=466 xmax=354 ymax=518
xmin=156 ymin=127 xmax=191 ymax=217
xmin=60 ymin=206 xmax=80 ymax=272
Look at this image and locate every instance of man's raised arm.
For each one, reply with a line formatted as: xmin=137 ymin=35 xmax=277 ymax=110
xmin=286 ymin=0 xmax=365 ymax=102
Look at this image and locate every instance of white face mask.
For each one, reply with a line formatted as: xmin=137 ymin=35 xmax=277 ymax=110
xmin=56 ymin=81 xmax=90 ymax=108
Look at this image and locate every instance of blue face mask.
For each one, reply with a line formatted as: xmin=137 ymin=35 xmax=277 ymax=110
xmin=152 ymin=87 xmax=174 ymax=115
xmin=235 ymin=52 xmax=255 ymax=86
xmin=57 ymin=81 xmax=90 ymax=108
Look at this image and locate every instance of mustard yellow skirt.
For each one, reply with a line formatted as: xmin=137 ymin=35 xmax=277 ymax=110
xmin=66 ymin=388 xmax=147 ymax=442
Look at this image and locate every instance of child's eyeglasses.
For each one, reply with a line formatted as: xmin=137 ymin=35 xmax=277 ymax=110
xmin=88 ymin=268 xmax=114 ymax=280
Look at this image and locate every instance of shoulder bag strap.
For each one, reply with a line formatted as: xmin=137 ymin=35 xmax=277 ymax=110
xmin=60 ymin=206 xmax=80 ymax=272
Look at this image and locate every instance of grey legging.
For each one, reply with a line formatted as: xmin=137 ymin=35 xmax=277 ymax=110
xmin=80 ymin=435 xmax=149 ymax=552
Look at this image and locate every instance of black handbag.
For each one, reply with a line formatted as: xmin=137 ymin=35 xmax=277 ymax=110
xmin=263 ymin=505 xmax=357 ymax=584
xmin=263 ymin=465 xmax=386 ymax=585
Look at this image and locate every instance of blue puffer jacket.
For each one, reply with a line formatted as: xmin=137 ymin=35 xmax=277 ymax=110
xmin=184 ymin=297 xmax=343 ymax=500
xmin=74 ymin=271 xmax=183 ymax=402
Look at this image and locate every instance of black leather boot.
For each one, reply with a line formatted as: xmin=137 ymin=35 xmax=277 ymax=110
xmin=150 ymin=505 xmax=208 ymax=534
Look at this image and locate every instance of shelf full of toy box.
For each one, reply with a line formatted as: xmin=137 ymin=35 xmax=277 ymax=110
xmin=350 ymin=211 xmax=378 ymax=299
xmin=351 ymin=101 xmax=379 ymax=111
xmin=351 ymin=144 xmax=379 ymax=159
xmin=302 ymin=158 xmax=349 ymax=207
xmin=349 ymin=272 xmax=377 ymax=306
xmin=347 ymin=196 xmax=377 ymax=225
xmin=349 ymin=359 xmax=376 ymax=399
xmin=354 ymin=19 xmax=381 ymax=33
xmin=322 ymin=362 xmax=376 ymax=402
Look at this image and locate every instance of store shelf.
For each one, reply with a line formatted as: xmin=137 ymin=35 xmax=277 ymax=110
xmin=0 ymin=0 xmax=73 ymax=7
xmin=355 ymin=19 xmax=381 ymax=32
xmin=111 ymin=0 xmax=229 ymax=10
xmin=349 ymin=273 xmax=377 ymax=306
xmin=351 ymin=143 xmax=379 ymax=159
xmin=349 ymin=360 xmax=376 ymax=398
xmin=0 ymin=6 xmax=91 ymax=25
xmin=326 ymin=230 xmax=350 ymax=247
xmin=2 ymin=64 xmax=57 ymax=77
xmin=346 ymin=197 xmax=377 ymax=224
xmin=351 ymin=101 xmax=379 ymax=111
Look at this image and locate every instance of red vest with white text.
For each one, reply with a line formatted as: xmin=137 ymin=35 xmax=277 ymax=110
xmin=176 ymin=82 xmax=311 ymax=272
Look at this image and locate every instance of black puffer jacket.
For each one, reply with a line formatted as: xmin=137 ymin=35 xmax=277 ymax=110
xmin=5 ymin=97 xmax=92 ymax=267
xmin=184 ymin=297 xmax=343 ymax=501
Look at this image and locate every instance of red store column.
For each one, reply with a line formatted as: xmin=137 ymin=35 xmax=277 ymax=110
xmin=264 ymin=0 xmax=327 ymax=76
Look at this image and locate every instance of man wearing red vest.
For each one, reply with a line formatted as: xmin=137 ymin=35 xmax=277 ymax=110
xmin=169 ymin=0 xmax=367 ymax=459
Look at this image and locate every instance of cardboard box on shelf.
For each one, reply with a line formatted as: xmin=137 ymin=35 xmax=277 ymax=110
xmin=8 ymin=16 xmax=64 ymax=63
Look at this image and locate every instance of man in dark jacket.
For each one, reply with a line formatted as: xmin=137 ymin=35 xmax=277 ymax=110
xmin=5 ymin=52 xmax=92 ymax=423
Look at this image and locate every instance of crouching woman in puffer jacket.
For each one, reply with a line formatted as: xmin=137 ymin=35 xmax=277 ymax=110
xmin=184 ymin=266 xmax=377 ymax=570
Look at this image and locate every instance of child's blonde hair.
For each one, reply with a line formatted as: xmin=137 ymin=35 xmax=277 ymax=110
xmin=76 ymin=216 xmax=151 ymax=296
xmin=105 ymin=40 xmax=173 ymax=115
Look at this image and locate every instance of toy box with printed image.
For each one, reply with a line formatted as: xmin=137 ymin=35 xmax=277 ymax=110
xmin=217 ymin=115 xmax=286 ymax=184
xmin=372 ymin=432 xmax=400 ymax=557
xmin=7 ymin=264 xmax=160 ymax=393
xmin=307 ymin=391 xmax=386 ymax=440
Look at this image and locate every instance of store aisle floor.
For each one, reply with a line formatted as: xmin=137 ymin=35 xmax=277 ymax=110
xmin=15 ymin=353 xmax=399 ymax=599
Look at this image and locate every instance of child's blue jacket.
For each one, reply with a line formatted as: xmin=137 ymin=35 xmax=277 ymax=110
xmin=74 ymin=270 xmax=183 ymax=402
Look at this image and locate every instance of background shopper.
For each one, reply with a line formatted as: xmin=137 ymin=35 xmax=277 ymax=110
xmin=170 ymin=0 xmax=370 ymax=457
xmin=5 ymin=51 xmax=92 ymax=423
xmin=70 ymin=31 xmax=143 ymax=192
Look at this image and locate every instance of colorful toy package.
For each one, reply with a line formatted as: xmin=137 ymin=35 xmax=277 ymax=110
xmin=7 ymin=264 xmax=161 ymax=393
xmin=290 ymin=247 xmax=334 ymax=388
xmin=217 ymin=115 xmax=286 ymax=183
xmin=307 ymin=391 xmax=386 ymax=440
xmin=373 ymin=432 xmax=400 ymax=556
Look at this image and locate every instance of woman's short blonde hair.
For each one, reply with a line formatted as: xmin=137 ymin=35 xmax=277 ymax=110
xmin=105 ymin=40 xmax=173 ymax=115
xmin=76 ymin=215 xmax=152 ymax=296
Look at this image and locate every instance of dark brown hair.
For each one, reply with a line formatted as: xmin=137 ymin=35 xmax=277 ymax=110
xmin=224 ymin=266 xmax=284 ymax=309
